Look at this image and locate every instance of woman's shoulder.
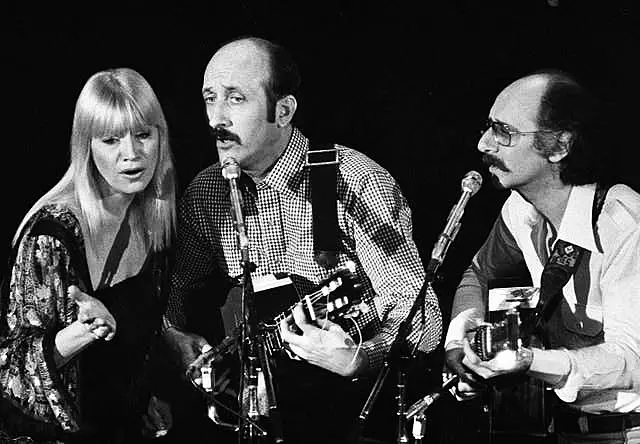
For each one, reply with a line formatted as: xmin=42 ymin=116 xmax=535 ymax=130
xmin=23 ymin=203 xmax=84 ymax=245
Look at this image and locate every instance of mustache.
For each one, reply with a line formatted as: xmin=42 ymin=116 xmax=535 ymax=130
xmin=210 ymin=126 xmax=241 ymax=144
xmin=482 ymin=154 xmax=510 ymax=173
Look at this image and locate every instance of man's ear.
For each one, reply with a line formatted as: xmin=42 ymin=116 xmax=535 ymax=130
xmin=275 ymin=95 xmax=297 ymax=127
xmin=548 ymin=131 xmax=573 ymax=163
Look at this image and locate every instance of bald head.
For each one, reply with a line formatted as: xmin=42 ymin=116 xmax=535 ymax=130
xmin=209 ymin=38 xmax=270 ymax=76
xmin=205 ymin=37 xmax=300 ymax=123
xmin=204 ymin=38 xmax=270 ymax=100
xmin=494 ymin=69 xmax=600 ymax=185
xmin=492 ymin=74 xmax=552 ymax=131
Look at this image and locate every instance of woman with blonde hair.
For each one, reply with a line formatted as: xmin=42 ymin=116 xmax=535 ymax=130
xmin=0 ymin=67 xmax=176 ymax=443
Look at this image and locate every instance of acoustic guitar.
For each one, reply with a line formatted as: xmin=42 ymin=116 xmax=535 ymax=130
xmin=469 ymin=286 xmax=556 ymax=440
xmin=186 ymin=261 xmax=369 ymax=430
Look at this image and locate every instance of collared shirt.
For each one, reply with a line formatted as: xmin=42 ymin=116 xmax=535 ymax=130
xmin=446 ymin=183 xmax=640 ymax=413
xmin=166 ymin=128 xmax=442 ymax=370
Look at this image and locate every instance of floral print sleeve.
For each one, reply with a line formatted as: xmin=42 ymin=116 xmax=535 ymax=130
xmin=0 ymin=206 xmax=85 ymax=433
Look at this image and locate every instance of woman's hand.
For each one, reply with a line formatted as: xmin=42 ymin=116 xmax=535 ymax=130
xmin=68 ymin=285 xmax=116 ymax=341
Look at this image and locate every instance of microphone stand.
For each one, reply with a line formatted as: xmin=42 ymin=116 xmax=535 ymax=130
xmin=237 ymin=236 xmax=283 ymax=444
xmin=349 ymin=171 xmax=482 ymax=443
xmin=222 ymin=158 xmax=274 ymax=444
xmin=349 ymin=269 xmax=437 ymax=444
xmin=237 ymin=249 xmax=264 ymax=444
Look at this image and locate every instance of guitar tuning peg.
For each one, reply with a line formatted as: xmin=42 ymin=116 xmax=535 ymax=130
xmin=357 ymin=301 xmax=370 ymax=314
xmin=345 ymin=260 xmax=356 ymax=274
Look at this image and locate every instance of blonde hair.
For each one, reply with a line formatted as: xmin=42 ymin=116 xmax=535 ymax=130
xmin=14 ymin=68 xmax=176 ymax=251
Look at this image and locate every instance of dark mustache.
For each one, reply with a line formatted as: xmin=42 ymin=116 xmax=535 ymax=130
xmin=210 ymin=126 xmax=241 ymax=144
xmin=482 ymin=154 xmax=510 ymax=172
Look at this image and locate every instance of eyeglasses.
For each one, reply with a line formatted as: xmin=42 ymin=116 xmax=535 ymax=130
xmin=483 ymin=118 xmax=557 ymax=147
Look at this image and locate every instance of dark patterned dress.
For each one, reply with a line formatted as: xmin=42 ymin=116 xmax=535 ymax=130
xmin=0 ymin=204 xmax=169 ymax=444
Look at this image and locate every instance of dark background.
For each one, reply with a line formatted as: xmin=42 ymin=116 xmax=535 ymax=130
xmin=4 ymin=1 xmax=639 ymax=441
xmin=7 ymin=0 xmax=638 ymax=312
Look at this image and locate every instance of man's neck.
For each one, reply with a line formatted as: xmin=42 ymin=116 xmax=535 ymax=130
xmin=519 ymin=180 xmax=573 ymax=231
xmin=246 ymin=126 xmax=293 ymax=183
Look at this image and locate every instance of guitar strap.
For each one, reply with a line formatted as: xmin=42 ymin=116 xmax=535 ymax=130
xmin=524 ymin=182 xmax=610 ymax=347
xmin=305 ymin=141 xmax=340 ymax=269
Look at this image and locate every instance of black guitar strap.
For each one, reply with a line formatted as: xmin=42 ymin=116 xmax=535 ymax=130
xmin=305 ymin=141 xmax=340 ymax=269
xmin=524 ymin=182 xmax=610 ymax=345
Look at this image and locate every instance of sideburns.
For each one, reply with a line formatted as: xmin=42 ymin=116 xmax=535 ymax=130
xmin=533 ymin=133 xmax=558 ymax=159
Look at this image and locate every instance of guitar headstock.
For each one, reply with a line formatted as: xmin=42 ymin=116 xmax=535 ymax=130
xmin=302 ymin=260 xmax=366 ymax=324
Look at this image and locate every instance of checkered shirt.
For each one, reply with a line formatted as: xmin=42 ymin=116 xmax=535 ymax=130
xmin=166 ymin=128 xmax=442 ymax=370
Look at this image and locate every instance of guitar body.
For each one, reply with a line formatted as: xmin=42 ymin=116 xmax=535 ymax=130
xmin=220 ymin=273 xmax=300 ymax=342
xmin=488 ymin=374 xmax=556 ymax=439
xmin=471 ymin=291 xmax=556 ymax=440
xmin=188 ymin=262 xmax=367 ymax=437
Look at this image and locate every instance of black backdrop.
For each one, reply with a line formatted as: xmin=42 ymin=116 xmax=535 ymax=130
xmin=7 ymin=0 xmax=638 ymax=312
xmin=4 ymin=1 xmax=639 ymax=439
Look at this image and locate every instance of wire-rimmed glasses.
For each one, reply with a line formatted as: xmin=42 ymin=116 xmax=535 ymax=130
xmin=483 ymin=117 xmax=557 ymax=147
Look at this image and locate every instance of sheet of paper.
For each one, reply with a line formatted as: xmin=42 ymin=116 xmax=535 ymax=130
xmin=488 ymin=286 xmax=539 ymax=312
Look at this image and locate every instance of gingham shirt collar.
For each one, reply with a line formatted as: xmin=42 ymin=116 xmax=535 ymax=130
xmin=257 ymin=127 xmax=308 ymax=196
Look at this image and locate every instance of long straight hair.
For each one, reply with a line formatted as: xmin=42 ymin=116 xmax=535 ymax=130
xmin=14 ymin=68 xmax=176 ymax=252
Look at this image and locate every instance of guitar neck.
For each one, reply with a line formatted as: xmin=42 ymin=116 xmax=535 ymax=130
xmin=260 ymin=285 xmax=333 ymax=353
xmin=259 ymin=265 xmax=360 ymax=355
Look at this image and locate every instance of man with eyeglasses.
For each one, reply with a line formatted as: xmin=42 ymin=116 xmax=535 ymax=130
xmin=443 ymin=69 xmax=640 ymax=443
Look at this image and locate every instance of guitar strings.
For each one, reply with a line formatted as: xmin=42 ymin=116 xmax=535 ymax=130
xmin=274 ymin=287 xmax=327 ymax=325
xmin=347 ymin=317 xmax=362 ymax=369
xmin=320 ymin=286 xmax=363 ymax=370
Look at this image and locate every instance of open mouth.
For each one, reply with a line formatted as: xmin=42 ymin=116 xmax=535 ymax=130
xmin=121 ymin=167 xmax=145 ymax=178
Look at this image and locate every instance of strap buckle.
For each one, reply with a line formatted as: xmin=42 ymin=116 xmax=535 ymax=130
xmin=305 ymin=148 xmax=339 ymax=167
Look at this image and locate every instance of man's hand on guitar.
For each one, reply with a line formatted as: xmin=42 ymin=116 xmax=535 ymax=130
xmin=163 ymin=326 xmax=211 ymax=377
xmin=461 ymin=337 xmax=533 ymax=380
xmin=445 ymin=340 xmax=488 ymax=400
xmin=279 ymin=303 xmax=368 ymax=377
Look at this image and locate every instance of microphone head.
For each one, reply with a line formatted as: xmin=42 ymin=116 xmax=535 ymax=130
xmin=221 ymin=157 xmax=241 ymax=180
xmin=461 ymin=170 xmax=483 ymax=196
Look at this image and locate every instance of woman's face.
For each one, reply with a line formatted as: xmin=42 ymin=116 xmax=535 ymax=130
xmin=90 ymin=125 xmax=159 ymax=198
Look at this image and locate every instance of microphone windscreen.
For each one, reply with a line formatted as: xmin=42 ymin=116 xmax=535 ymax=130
xmin=461 ymin=170 xmax=483 ymax=195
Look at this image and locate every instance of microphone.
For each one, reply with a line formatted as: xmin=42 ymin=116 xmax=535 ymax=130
xmin=426 ymin=170 xmax=482 ymax=280
xmin=405 ymin=374 xmax=458 ymax=419
xmin=221 ymin=157 xmax=249 ymax=253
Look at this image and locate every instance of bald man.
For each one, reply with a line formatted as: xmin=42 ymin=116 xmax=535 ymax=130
xmin=163 ymin=36 xmax=443 ymax=444
xmin=443 ymin=69 xmax=640 ymax=443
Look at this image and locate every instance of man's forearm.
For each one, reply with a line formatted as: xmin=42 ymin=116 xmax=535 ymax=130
xmin=527 ymin=348 xmax=571 ymax=387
